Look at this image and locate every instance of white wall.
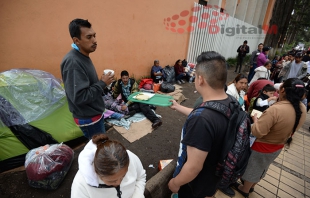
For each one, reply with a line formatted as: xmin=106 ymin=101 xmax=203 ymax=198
xmin=187 ymin=2 xmax=265 ymax=63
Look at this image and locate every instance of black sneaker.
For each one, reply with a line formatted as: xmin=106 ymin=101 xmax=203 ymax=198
xmin=151 ymin=119 xmax=162 ymax=129
xmin=219 ymin=187 xmax=235 ymax=197
xmin=240 ymin=178 xmax=254 ymax=193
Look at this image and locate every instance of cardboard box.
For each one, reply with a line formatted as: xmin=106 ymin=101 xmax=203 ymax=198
xmin=158 ymin=159 xmax=173 ymax=171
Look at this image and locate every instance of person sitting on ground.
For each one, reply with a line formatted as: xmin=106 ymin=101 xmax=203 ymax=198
xmin=174 ymin=59 xmax=190 ymax=84
xmin=102 ymin=83 xmax=136 ymax=118
xmin=249 ymin=61 xmax=272 ymax=85
xmin=249 ymin=84 xmax=277 ymax=116
xmin=113 ymin=70 xmax=162 ymax=129
xmin=184 ymin=63 xmax=196 ymax=83
xmin=232 ymin=78 xmax=306 ymax=197
xmin=247 ymin=78 xmax=275 ymax=102
xmin=71 ymin=134 xmax=146 ymax=198
xmin=226 ymin=73 xmax=248 ymax=111
xmin=150 ymin=60 xmax=164 ymax=83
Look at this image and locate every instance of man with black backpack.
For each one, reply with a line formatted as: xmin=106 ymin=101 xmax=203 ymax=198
xmin=168 ymin=51 xmax=251 ymax=197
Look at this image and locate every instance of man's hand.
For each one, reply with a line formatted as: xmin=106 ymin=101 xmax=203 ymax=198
xmin=168 ymin=178 xmax=180 ymax=193
xmin=169 ymin=100 xmax=179 ymax=110
xmin=121 ymin=105 xmax=127 ymax=111
xmin=101 ymin=72 xmax=114 ymax=86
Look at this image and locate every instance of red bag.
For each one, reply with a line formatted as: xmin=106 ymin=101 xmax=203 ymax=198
xmin=139 ymin=78 xmax=153 ymax=89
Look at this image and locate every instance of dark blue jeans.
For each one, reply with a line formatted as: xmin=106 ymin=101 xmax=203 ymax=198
xmin=248 ymin=63 xmax=257 ymax=82
xmin=79 ymin=116 xmax=105 ymax=139
xmin=176 ymin=73 xmax=190 ymax=81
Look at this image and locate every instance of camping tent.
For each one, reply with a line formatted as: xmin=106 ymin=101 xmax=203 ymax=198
xmin=0 ymin=69 xmax=83 ymax=172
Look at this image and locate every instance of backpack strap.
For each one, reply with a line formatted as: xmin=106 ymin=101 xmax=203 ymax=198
xmin=195 ymin=95 xmax=240 ymax=119
xmin=194 ymin=95 xmax=243 ymax=163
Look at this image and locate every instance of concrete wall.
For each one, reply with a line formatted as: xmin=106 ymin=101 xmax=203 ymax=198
xmin=0 ymin=0 xmax=194 ymax=79
xmin=144 ymin=160 xmax=176 ymax=198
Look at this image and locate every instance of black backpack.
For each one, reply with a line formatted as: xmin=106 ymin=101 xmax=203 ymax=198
xmin=198 ymin=95 xmax=252 ymax=188
xmin=160 ymin=82 xmax=175 ymax=93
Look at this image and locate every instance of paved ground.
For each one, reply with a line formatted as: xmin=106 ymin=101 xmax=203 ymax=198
xmin=1 ymin=67 xmax=310 ymax=197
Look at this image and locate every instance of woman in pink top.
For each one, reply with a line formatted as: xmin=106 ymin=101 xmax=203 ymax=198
xmin=256 ymin=47 xmax=270 ymax=67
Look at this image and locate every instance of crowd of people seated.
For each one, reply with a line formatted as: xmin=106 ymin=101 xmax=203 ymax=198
xmin=151 ymin=59 xmax=196 ymax=84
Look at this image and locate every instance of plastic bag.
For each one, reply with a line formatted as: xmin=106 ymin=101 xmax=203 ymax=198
xmin=160 ymin=82 xmax=175 ymax=93
xmin=25 ymin=143 xmax=74 ymax=190
xmin=0 ymin=69 xmax=66 ymax=128
xmin=163 ymin=66 xmax=175 ymax=83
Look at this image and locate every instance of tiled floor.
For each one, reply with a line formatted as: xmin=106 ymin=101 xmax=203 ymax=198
xmin=214 ymin=113 xmax=310 ymax=198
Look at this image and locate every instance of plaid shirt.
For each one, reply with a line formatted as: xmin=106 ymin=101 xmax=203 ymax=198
xmin=121 ymin=80 xmax=131 ymax=99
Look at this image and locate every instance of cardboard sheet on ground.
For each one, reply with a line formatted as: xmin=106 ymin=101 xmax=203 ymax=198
xmin=157 ymin=84 xmax=187 ymax=104
xmin=113 ymin=119 xmax=153 ymax=143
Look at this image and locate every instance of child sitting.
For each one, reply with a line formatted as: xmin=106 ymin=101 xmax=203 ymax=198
xmin=252 ymin=84 xmax=277 ymax=113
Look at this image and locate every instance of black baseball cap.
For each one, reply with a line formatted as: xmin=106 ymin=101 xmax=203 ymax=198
xmin=295 ymin=52 xmax=303 ymax=57
xmin=262 ymin=47 xmax=271 ymax=52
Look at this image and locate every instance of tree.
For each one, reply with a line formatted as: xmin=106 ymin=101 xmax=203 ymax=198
xmin=286 ymin=0 xmax=310 ymax=45
xmin=264 ymin=0 xmax=296 ymax=56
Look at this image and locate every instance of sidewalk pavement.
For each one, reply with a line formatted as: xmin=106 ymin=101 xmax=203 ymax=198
xmin=215 ymin=112 xmax=310 ymax=198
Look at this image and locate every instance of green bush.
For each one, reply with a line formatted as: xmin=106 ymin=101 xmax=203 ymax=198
xmin=243 ymin=54 xmax=251 ymax=65
xmin=226 ymin=57 xmax=238 ymax=68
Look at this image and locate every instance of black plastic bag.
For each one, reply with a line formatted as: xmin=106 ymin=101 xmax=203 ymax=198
xmin=160 ymin=82 xmax=175 ymax=93
xmin=163 ymin=65 xmax=175 ymax=83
